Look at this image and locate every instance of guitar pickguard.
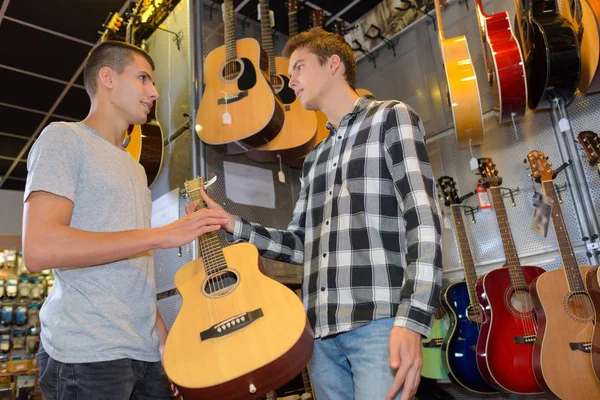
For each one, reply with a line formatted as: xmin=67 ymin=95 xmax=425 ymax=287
xmin=238 ymin=57 xmax=258 ymax=91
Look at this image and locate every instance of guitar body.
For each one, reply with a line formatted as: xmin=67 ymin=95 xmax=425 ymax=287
xmin=520 ymin=2 xmax=580 ymax=109
xmin=561 ymin=0 xmax=600 ymax=93
xmin=478 ymin=266 xmax=546 ymax=393
xmin=421 ymin=314 xmax=449 ymax=380
xmin=531 ymin=266 xmax=600 ymax=399
xmin=586 ymin=265 xmax=600 ymax=381
xmin=196 ymin=38 xmax=284 ymax=154
xmin=440 ymin=37 xmax=484 ymax=147
xmin=474 ymin=275 xmax=495 ymax=386
xmin=442 ymin=282 xmax=496 ymax=393
xmin=246 ymin=57 xmax=317 ymax=163
xmin=124 ymin=109 xmax=164 ymax=187
xmin=476 ymin=3 xmax=527 ymax=123
xmin=164 ymin=243 xmax=313 ymax=400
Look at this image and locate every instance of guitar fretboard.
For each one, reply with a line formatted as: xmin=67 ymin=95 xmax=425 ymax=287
xmin=188 ymin=185 xmax=228 ymax=276
xmin=259 ymin=0 xmax=276 ymax=74
xmin=542 ymin=181 xmax=585 ymax=292
xmin=489 ymin=187 xmax=528 ymax=290
xmin=450 ymin=205 xmax=481 ymax=308
xmin=224 ymin=0 xmax=237 ymax=62
xmin=288 ymin=10 xmax=298 ymax=37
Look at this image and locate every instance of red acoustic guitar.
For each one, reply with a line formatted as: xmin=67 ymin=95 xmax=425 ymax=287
xmin=526 ymin=151 xmax=600 ymax=399
xmin=474 ymin=158 xmax=545 ymax=394
xmin=475 ymin=0 xmax=527 ymax=123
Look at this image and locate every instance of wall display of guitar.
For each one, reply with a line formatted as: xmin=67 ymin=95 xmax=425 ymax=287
xmin=475 ymin=158 xmax=545 ymax=394
xmin=526 ymin=151 xmax=600 ymax=399
xmin=475 ymin=0 xmax=527 ymax=123
xmin=245 ymin=0 xmax=318 ymax=164
xmin=437 ymin=176 xmax=497 ymax=393
xmin=421 ymin=303 xmax=449 ymax=380
xmin=195 ymin=0 xmax=284 ymax=154
xmin=433 ymin=0 xmax=483 ymax=148
xmin=163 ymin=178 xmax=313 ymax=400
xmin=561 ymin=0 xmax=600 ymax=93
xmin=578 ymin=130 xmax=600 ymax=175
xmin=123 ymin=104 xmax=164 ymax=187
xmin=513 ymin=0 xmax=580 ymax=109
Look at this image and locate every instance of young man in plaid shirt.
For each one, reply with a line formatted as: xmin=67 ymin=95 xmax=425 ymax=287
xmin=196 ymin=28 xmax=442 ymax=400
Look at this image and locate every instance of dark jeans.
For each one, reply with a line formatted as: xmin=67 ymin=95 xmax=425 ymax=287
xmin=37 ymin=346 xmax=174 ymax=400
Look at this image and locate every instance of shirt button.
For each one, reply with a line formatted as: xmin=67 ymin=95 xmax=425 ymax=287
xmin=321 ymin=287 xmax=325 ymax=292
xmin=333 ymin=163 xmax=337 ymax=167
xmin=325 ymin=220 xmax=329 ymax=225
xmin=329 ymin=190 xmax=332 ymax=195
xmin=337 ymin=136 xmax=342 ymax=139
xmin=323 ymin=253 xmax=327 ymax=258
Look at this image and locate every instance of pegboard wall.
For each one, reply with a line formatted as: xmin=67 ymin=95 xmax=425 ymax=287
xmin=353 ymin=0 xmax=600 ymax=284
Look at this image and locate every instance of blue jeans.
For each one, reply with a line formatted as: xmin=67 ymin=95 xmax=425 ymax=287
xmin=37 ymin=346 xmax=173 ymax=400
xmin=308 ymin=317 xmax=402 ymax=400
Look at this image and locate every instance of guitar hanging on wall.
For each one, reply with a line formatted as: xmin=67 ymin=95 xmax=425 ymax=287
xmin=433 ymin=0 xmax=484 ymax=147
xmin=475 ymin=0 xmax=527 ymax=123
xmin=513 ymin=0 xmax=580 ymax=109
xmin=437 ymin=176 xmax=497 ymax=394
xmin=195 ymin=0 xmax=284 ymax=154
xmin=577 ymin=130 xmax=600 ymax=175
xmin=525 ymin=151 xmax=600 ymax=400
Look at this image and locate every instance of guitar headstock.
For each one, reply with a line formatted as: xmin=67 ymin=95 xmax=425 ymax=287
xmin=437 ymin=176 xmax=461 ymax=206
xmin=183 ymin=176 xmax=205 ymax=198
xmin=311 ymin=9 xmax=324 ymax=29
xmin=577 ymin=131 xmax=600 ymax=166
xmin=526 ymin=150 xmax=555 ymax=182
xmin=477 ymin=158 xmax=501 ymax=187
xmin=288 ymin=0 xmax=298 ymax=14
xmin=333 ymin=20 xmax=346 ymax=36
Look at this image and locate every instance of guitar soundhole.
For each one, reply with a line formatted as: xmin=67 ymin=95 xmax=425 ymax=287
xmin=565 ymin=292 xmax=595 ymax=323
xmin=203 ymin=269 xmax=239 ymax=298
xmin=466 ymin=305 xmax=484 ymax=324
xmin=270 ymin=74 xmax=284 ymax=93
xmin=222 ymin=61 xmax=243 ymax=81
xmin=506 ymin=288 xmax=535 ymax=317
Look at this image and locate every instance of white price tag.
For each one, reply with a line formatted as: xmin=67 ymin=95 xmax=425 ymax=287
xmin=223 ymin=112 xmax=232 ymax=125
xmin=470 ymin=157 xmax=479 ymax=170
xmin=558 ymin=118 xmax=570 ymax=132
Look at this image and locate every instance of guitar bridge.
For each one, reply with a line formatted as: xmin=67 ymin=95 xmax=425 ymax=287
xmin=569 ymin=342 xmax=592 ymax=353
xmin=514 ymin=335 xmax=536 ymax=344
xmin=217 ymin=91 xmax=248 ymax=105
xmin=200 ymin=308 xmax=263 ymax=341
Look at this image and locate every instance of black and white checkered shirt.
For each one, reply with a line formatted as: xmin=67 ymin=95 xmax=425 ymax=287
xmin=231 ymin=96 xmax=442 ymax=338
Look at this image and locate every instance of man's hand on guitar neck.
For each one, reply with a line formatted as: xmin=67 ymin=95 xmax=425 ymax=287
xmin=183 ymin=186 xmax=236 ymax=234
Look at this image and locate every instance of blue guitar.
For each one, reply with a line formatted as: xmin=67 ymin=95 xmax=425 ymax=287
xmin=437 ymin=176 xmax=496 ymax=394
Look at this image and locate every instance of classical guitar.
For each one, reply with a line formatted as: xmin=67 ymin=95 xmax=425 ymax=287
xmin=475 ymin=158 xmax=545 ymax=394
xmin=437 ymin=176 xmax=497 ymax=393
xmin=514 ymin=0 xmax=580 ymax=109
xmin=526 ymin=151 xmax=600 ymax=399
xmin=195 ymin=0 xmax=284 ymax=154
xmin=561 ymin=0 xmax=600 ymax=93
xmin=123 ymin=104 xmax=164 ymax=187
xmin=433 ymin=0 xmax=483 ymax=147
xmin=475 ymin=0 xmax=527 ymax=123
xmin=245 ymin=0 xmax=318 ymax=163
xmin=577 ymin=130 xmax=600 ymax=175
xmin=421 ymin=304 xmax=449 ymax=381
xmin=163 ymin=178 xmax=313 ymax=400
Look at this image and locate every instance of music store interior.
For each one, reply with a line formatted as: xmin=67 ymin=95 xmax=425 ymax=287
xmin=1 ymin=0 xmax=600 ymax=399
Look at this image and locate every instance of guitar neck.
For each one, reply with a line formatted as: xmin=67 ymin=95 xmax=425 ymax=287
xmin=187 ymin=187 xmax=228 ymax=276
xmin=450 ymin=205 xmax=481 ymax=307
xmin=288 ymin=10 xmax=298 ymax=37
xmin=541 ymin=181 xmax=586 ymax=292
xmin=224 ymin=0 xmax=237 ymax=62
xmin=433 ymin=0 xmax=446 ymax=41
xmin=489 ymin=187 xmax=528 ymax=289
xmin=259 ymin=0 xmax=276 ymax=73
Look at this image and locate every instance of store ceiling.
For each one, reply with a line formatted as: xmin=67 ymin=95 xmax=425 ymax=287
xmin=0 ymin=0 xmax=382 ymax=191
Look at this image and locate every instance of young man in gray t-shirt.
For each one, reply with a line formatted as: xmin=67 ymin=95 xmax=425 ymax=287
xmin=22 ymin=41 xmax=228 ymax=400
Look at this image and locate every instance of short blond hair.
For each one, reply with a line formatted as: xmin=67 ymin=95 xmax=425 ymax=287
xmin=283 ymin=28 xmax=356 ymax=90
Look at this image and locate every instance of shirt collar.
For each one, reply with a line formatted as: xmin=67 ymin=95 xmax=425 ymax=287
xmin=325 ymin=95 xmax=374 ymax=132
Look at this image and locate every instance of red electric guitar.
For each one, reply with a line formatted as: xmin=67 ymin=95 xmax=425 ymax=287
xmin=475 ymin=0 xmax=527 ymax=123
xmin=474 ymin=158 xmax=545 ymax=394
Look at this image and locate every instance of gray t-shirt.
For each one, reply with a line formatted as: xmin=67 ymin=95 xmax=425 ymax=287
xmin=24 ymin=121 xmax=160 ymax=363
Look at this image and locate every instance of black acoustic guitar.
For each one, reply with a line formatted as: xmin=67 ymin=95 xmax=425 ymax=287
xmin=514 ymin=0 xmax=581 ymax=109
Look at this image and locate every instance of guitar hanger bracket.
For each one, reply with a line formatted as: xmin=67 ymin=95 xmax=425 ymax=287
xmin=238 ymin=16 xmax=250 ymax=35
xmin=460 ymin=205 xmax=480 ymax=224
xmin=364 ymin=24 xmax=396 ymax=57
xmin=351 ymin=40 xmax=377 ymax=68
xmin=458 ymin=189 xmax=476 ymax=203
xmin=553 ymin=183 xmax=568 ymax=205
xmin=154 ymin=26 xmax=183 ymax=51
xmin=498 ymin=187 xmax=520 ymax=207
xmin=552 ymin=160 xmax=572 ymax=179
xmin=395 ymin=1 xmax=437 ymax=30
xmin=458 ymin=0 xmax=471 ymax=11
xmin=205 ymin=1 xmax=218 ymax=21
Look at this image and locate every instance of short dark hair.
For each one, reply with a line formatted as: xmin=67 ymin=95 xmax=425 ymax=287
xmin=283 ymin=28 xmax=356 ymax=90
xmin=83 ymin=40 xmax=155 ymax=98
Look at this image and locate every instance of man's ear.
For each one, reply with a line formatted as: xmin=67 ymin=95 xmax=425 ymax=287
xmin=98 ymin=67 xmax=114 ymax=90
xmin=329 ymin=54 xmax=343 ymax=76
